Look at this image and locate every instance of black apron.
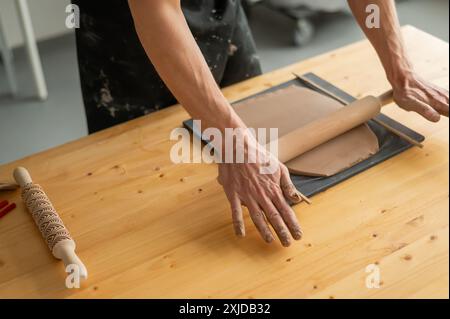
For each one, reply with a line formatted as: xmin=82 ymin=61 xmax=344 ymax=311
xmin=73 ymin=0 xmax=262 ymax=133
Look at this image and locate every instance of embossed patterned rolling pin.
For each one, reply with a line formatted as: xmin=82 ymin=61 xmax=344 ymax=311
xmin=13 ymin=167 xmax=88 ymax=280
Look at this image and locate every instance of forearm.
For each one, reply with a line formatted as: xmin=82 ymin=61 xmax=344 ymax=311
xmin=128 ymin=0 xmax=245 ymax=131
xmin=348 ymin=0 xmax=414 ymax=88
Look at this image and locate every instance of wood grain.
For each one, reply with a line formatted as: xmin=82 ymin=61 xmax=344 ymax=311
xmin=0 ymin=26 xmax=448 ymax=299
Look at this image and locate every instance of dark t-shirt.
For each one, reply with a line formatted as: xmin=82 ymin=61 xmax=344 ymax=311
xmin=73 ymin=0 xmax=262 ymax=133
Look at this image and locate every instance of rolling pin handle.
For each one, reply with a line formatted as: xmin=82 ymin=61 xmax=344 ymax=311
xmin=13 ymin=167 xmax=33 ymax=187
xmin=53 ymin=241 xmax=88 ymax=280
xmin=378 ymin=89 xmax=394 ymax=106
xmin=61 ymin=251 xmax=88 ymax=280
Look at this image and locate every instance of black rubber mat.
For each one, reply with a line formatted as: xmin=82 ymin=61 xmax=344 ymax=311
xmin=183 ymin=73 xmax=425 ymax=198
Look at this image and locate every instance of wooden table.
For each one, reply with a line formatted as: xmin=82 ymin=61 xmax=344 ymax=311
xmin=0 ymin=26 xmax=448 ymax=299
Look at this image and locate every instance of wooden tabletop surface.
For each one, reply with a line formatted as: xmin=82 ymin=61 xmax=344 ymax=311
xmin=0 ymin=26 xmax=448 ymax=299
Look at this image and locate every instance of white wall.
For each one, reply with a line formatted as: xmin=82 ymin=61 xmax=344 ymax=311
xmin=0 ymin=0 xmax=72 ymax=48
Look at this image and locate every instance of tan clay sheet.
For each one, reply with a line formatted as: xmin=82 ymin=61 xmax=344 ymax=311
xmin=233 ymin=85 xmax=379 ymax=176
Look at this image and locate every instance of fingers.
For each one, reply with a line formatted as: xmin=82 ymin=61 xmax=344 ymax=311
xmin=260 ymin=198 xmax=292 ymax=247
xmin=428 ymin=91 xmax=449 ymax=117
xmin=227 ymin=192 xmax=245 ymax=237
xmin=219 ymin=163 xmax=304 ymax=247
xmin=440 ymin=89 xmax=449 ymax=105
xmin=280 ymin=165 xmax=302 ymax=204
xmin=272 ymin=191 xmax=303 ymax=241
xmin=395 ymin=80 xmax=449 ymax=121
xmin=407 ymin=97 xmax=441 ymax=122
xmin=428 ymin=82 xmax=449 ymax=105
xmin=246 ymin=199 xmax=274 ymax=244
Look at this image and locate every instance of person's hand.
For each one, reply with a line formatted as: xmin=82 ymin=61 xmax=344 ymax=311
xmin=392 ymin=74 xmax=449 ymax=122
xmin=217 ymin=134 xmax=303 ymax=247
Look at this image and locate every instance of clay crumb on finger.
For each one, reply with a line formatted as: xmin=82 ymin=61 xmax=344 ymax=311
xmin=233 ymin=222 xmax=245 ymax=237
xmin=296 ymin=191 xmax=312 ymax=205
xmin=264 ymin=233 xmax=274 ymax=243
xmin=289 ymin=192 xmax=302 ymax=203
xmin=293 ymin=229 xmax=303 ymax=240
xmin=235 ymin=228 xmax=245 ymax=237
xmin=282 ymin=184 xmax=311 ymax=205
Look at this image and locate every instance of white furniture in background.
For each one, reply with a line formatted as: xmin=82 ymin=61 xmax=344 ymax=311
xmin=0 ymin=16 xmax=18 ymax=95
xmin=15 ymin=0 xmax=48 ymax=100
xmin=0 ymin=0 xmax=48 ymax=100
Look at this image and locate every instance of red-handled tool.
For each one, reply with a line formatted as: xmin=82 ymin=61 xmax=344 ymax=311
xmin=0 ymin=200 xmax=8 ymax=210
xmin=0 ymin=202 xmax=16 ymax=218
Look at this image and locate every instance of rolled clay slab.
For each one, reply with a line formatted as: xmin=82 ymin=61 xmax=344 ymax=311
xmin=233 ymin=85 xmax=380 ymax=176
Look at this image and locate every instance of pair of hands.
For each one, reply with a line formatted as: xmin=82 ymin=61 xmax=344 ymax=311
xmin=218 ymin=75 xmax=449 ymax=246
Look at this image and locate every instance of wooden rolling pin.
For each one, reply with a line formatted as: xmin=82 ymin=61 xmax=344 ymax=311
xmin=268 ymin=75 xmax=422 ymax=163
xmin=272 ymin=94 xmax=383 ymax=163
xmin=294 ymin=73 xmax=423 ymax=148
xmin=13 ymin=167 xmax=88 ymax=280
